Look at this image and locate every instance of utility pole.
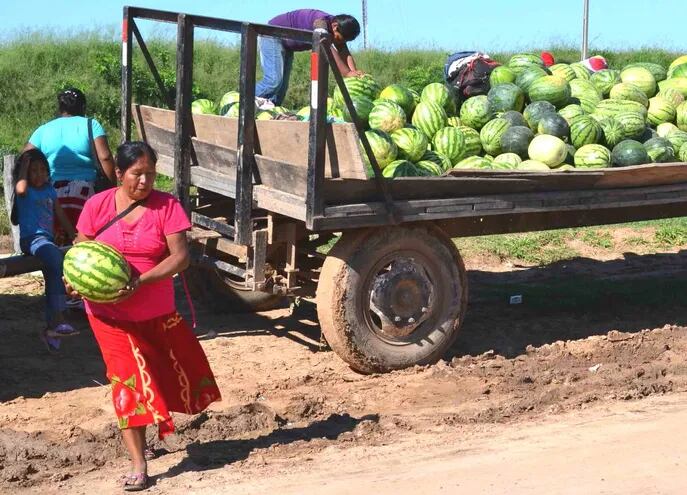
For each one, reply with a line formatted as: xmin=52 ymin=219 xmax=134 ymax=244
xmin=581 ymin=0 xmax=589 ymax=60
xmin=362 ymin=0 xmax=368 ymax=49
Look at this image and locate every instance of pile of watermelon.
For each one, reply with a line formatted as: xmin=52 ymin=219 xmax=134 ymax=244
xmin=192 ymin=53 xmax=687 ymax=177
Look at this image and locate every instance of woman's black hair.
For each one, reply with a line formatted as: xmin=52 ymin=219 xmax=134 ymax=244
xmin=58 ymin=87 xmax=86 ymax=116
xmin=115 ymin=141 xmax=158 ymax=172
xmin=333 ymin=14 xmax=361 ymax=42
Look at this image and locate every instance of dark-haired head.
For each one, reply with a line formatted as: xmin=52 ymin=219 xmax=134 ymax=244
xmin=14 ymin=148 xmax=50 ymax=181
xmin=332 ymin=14 xmax=360 ymax=42
xmin=58 ymin=87 xmax=86 ymax=116
xmin=115 ymin=141 xmax=158 ymax=172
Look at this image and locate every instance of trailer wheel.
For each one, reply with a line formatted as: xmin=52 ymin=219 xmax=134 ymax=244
xmin=184 ymin=264 xmax=286 ymax=313
xmin=316 ymin=225 xmax=468 ymax=373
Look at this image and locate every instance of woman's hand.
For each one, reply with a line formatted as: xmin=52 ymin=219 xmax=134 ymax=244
xmin=63 ymin=277 xmax=82 ymax=300
xmin=108 ymin=277 xmax=140 ymax=304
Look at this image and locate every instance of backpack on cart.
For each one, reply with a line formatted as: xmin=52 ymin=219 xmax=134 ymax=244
xmin=444 ymin=51 xmax=500 ymax=102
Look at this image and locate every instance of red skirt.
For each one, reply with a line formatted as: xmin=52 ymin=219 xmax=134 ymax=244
xmin=88 ymin=312 xmax=222 ymax=438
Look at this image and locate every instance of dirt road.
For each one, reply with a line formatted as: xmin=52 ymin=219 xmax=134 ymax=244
xmin=2 ymin=247 xmax=687 ymax=494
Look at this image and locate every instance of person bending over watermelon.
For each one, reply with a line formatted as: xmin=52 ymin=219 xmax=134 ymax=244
xmin=256 ymin=9 xmax=364 ymax=105
xmin=65 ymin=142 xmax=221 ymax=491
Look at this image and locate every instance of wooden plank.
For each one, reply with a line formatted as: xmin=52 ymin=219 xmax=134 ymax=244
xmin=3 ymin=155 xmax=20 ymax=253
xmin=254 ymin=154 xmax=307 ymax=197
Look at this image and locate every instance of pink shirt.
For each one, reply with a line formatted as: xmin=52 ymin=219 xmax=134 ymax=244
xmin=77 ymin=189 xmax=191 ymax=321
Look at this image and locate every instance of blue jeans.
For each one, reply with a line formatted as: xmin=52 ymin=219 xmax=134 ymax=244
xmin=20 ymin=234 xmax=66 ymax=324
xmin=255 ymin=37 xmax=294 ymax=105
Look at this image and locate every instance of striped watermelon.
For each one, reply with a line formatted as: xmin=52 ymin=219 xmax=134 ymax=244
xmin=459 ymin=95 xmax=494 ymax=130
xmin=609 ymin=83 xmax=648 ymax=107
xmin=362 ymin=130 xmax=398 ymax=171
xmin=569 ymin=79 xmax=602 ymax=113
xmin=666 ymin=129 xmax=687 ymax=151
xmin=643 ymin=137 xmax=675 ymax=163
xmin=659 ymin=87 xmax=685 ymax=107
xmin=593 ymin=99 xmax=648 ymax=120
xmin=657 ymin=123 xmax=679 ymax=137
xmin=391 ymin=127 xmax=429 ymax=162
xmin=658 ymin=78 xmax=687 ymax=98
xmin=570 ymin=116 xmax=603 ymax=148
xmin=414 ymin=160 xmax=444 ymax=176
xmin=453 ymin=156 xmax=493 ymax=170
xmin=368 ymin=101 xmax=406 ymax=134
xmin=670 ymin=64 xmax=687 ymax=79
xmin=500 ymin=110 xmax=528 ymax=127
xmin=508 ymin=53 xmax=545 ymax=75
xmin=515 ymin=66 xmax=549 ymax=93
xmin=601 ymin=118 xmax=625 ymax=148
xmin=680 ymin=142 xmax=687 ymax=162
xmin=500 ymin=125 xmax=535 ymax=158
xmin=421 ymin=83 xmax=454 ymax=113
xmin=63 ymin=241 xmax=131 ymax=303
xmin=549 ymin=64 xmax=576 ymax=82
xmin=528 ymin=76 xmax=571 ymax=109
xmin=647 ymin=96 xmax=677 ymax=126
xmin=626 ymin=62 xmax=667 ymax=82
xmin=620 ymin=67 xmax=657 ymax=97
xmin=342 ymin=96 xmax=375 ymax=125
xmin=382 ymin=160 xmax=420 ymax=178
xmin=615 ymin=112 xmax=646 ymax=140
xmin=523 ymin=101 xmax=557 ymax=131
xmin=559 ymin=104 xmax=586 ymax=125
xmin=412 ymin=101 xmax=448 ymax=139
xmin=420 ymin=150 xmax=453 ymax=171
xmin=379 ymin=84 xmax=416 ymax=116
xmin=570 ymin=63 xmax=592 ymax=81
xmin=492 ymin=152 xmax=522 ymax=169
xmin=333 ymin=75 xmax=381 ymax=107
xmin=591 ymin=69 xmax=621 ymax=97
xmin=574 ymin=144 xmax=611 ymax=168
xmin=490 ymin=66 xmax=516 ymax=86
xmin=432 ymin=127 xmax=466 ymax=164
xmin=456 ymin=126 xmax=483 ymax=160
xmin=487 ymin=83 xmax=525 ymax=113
xmin=669 ymin=56 xmax=687 ymax=74
xmin=192 ymin=99 xmax=217 ymax=115
xmin=676 ymin=101 xmax=687 ymax=131
xmin=517 ymin=160 xmax=551 ymax=172
xmin=480 ymin=118 xmax=511 ymax=156
xmin=447 ymin=116 xmax=462 ymax=127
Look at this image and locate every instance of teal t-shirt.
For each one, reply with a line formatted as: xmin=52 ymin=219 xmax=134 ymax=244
xmin=29 ymin=116 xmax=106 ymax=182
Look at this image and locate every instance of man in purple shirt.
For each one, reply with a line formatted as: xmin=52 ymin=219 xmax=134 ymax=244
xmin=256 ymin=9 xmax=363 ymax=105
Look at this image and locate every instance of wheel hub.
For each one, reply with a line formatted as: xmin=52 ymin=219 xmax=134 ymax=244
xmin=369 ymin=258 xmax=434 ymax=338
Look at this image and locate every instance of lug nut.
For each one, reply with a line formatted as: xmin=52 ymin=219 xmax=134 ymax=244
xmin=408 ymin=317 xmax=415 ymax=324
xmin=421 ymin=307 xmax=428 ymax=313
xmin=394 ymin=316 xmax=401 ymax=322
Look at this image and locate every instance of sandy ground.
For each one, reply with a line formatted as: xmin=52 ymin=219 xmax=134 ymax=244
xmin=2 ymin=244 xmax=687 ymax=493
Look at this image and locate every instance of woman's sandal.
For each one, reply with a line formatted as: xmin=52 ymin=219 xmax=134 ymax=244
xmin=46 ymin=323 xmax=80 ymax=338
xmin=40 ymin=329 xmax=61 ymax=354
xmin=122 ymin=472 xmax=148 ymax=492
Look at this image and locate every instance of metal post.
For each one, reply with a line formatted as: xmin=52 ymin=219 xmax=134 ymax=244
xmin=581 ymin=0 xmax=590 ymax=60
xmin=234 ymin=23 xmax=258 ymax=246
xmin=174 ymin=14 xmax=194 ymax=213
xmin=121 ymin=7 xmax=133 ymax=143
xmin=362 ymin=0 xmax=368 ymax=50
xmin=305 ymin=33 xmax=329 ymax=228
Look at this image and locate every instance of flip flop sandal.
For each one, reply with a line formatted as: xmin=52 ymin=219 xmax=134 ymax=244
xmin=46 ymin=323 xmax=80 ymax=338
xmin=123 ymin=472 xmax=148 ymax=492
xmin=40 ymin=330 xmax=61 ymax=354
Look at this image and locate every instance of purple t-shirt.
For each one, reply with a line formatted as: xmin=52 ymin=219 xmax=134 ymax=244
xmin=268 ymin=9 xmax=331 ymax=51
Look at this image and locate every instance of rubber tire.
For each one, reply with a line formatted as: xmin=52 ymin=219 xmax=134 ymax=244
xmin=184 ymin=264 xmax=286 ymax=313
xmin=316 ymin=225 xmax=468 ymax=373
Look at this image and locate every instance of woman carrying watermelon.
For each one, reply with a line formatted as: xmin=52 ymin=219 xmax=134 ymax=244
xmin=66 ymin=141 xmax=221 ymax=491
xmin=256 ymin=9 xmax=364 ymax=105
xmin=23 ymin=88 xmax=116 ymax=247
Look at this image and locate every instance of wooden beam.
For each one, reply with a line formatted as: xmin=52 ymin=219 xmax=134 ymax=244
xmin=3 ymin=155 xmax=20 ymax=253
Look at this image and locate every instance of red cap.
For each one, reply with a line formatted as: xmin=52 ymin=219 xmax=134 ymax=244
xmin=541 ymin=51 xmax=555 ymax=67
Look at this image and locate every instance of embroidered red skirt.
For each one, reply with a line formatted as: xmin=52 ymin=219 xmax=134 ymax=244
xmin=88 ymin=312 xmax=222 ymax=438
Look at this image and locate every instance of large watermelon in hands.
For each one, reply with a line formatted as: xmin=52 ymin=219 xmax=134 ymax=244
xmin=63 ymin=242 xmax=131 ymax=303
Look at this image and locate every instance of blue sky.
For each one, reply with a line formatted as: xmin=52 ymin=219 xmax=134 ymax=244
xmin=3 ymin=0 xmax=687 ymax=53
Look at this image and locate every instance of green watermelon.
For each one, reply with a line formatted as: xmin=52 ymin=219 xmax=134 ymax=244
xmin=412 ymin=100 xmax=448 ymax=140
xmin=492 ymin=152 xmax=522 ymax=169
xmin=620 ymin=66 xmax=657 ymax=97
xmin=528 ymin=76 xmax=572 ymax=109
xmin=192 ymin=98 xmax=218 ymax=115
xmin=421 ymin=83 xmax=454 ymax=113
xmin=528 ymin=134 xmax=568 ymax=168
xmin=256 ymin=110 xmax=275 ymax=120
xmin=414 ymin=160 xmax=444 ymax=176
xmin=538 ymin=113 xmax=570 ymax=141
xmin=666 ymin=129 xmax=687 ymax=152
xmin=459 ymin=95 xmax=494 ymax=130
xmin=601 ymin=118 xmax=625 ymax=148
xmin=517 ymin=159 xmax=552 ymax=172
xmin=333 ymin=75 xmax=381 ymax=107
xmin=593 ymin=99 xmax=648 ymax=120
xmin=676 ymin=101 xmax=687 ymax=131
xmin=570 ymin=116 xmax=603 ymax=148
xmin=570 ymin=63 xmax=592 ymax=81
xmin=574 ymin=144 xmax=611 ymax=168
xmin=669 ymin=56 xmax=687 ymax=75
xmin=647 ymin=96 xmax=677 ymax=126
xmin=591 ymin=69 xmax=622 ymax=97
xmin=447 ymin=116 xmax=462 ymax=127
xmin=490 ymin=66 xmax=516 ymax=86
xmin=515 ymin=66 xmax=550 ymax=93
xmin=368 ymin=101 xmax=406 ymax=134
xmin=558 ymin=104 xmax=586 ymax=125
xmin=420 ymin=150 xmax=453 ymax=171
xmin=614 ymin=112 xmax=646 ymax=140
xmin=63 ymin=241 xmax=131 ymax=303
xmin=432 ymin=127 xmax=466 ymax=164
xmin=657 ymin=122 xmax=679 ymax=137
xmin=549 ymin=64 xmax=576 ymax=82
xmin=523 ymin=101 xmax=557 ymax=131
xmin=680 ymin=142 xmax=687 ymax=162
xmin=625 ymin=62 xmax=667 ymax=82
xmin=569 ymin=79 xmax=602 ymax=113
xmin=218 ymin=91 xmax=240 ymax=110
xmin=670 ymin=64 xmax=687 ymax=79
xmin=382 ymin=159 xmax=420 ymax=178
xmin=643 ymin=137 xmax=675 ymax=163
xmin=453 ymin=156 xmax=493 ymax=170
xmin=342 ymin=96 xmax=374 ymax=125
xmin=659 ymin=87 xmax=685 ymax=107
xmin=658 ymin=78 xmax=687 ymax=98
xmin=391 ymin=127 xmax=429 ymax=162
xmin=379 ymin=84 xmax=415 ymax=115
xmin=500 ymin=125 xmax=535 ymax=158
xmin=611 ymin=140 xmax=650 ymax=166
xmin=487 ymin=83 xmax=525 ymax=113
xmin=609 ymin=83 xmax=648 ymax=107
xmin=456 ymin=126 xmax=483 ymax=160
xmin=362 ymin=130 xmax=398 ymax=170
xmin=480 ymin=118 xmax=511 ymax=156
xmin=500 ymin=110 xmax=528 ymax=127
xmin=508 ymin=53 xmax=545 ymax=75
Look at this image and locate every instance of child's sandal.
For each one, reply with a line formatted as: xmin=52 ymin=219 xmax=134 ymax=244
xmin=46 ymin=323 xmax=79 ymax=338
xmin=122 ymin=472 xmax=148 ymax=491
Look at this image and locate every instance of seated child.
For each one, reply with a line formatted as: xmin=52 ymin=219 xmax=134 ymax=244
xmin=12 ymin=149 xmax=79 ymax=352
